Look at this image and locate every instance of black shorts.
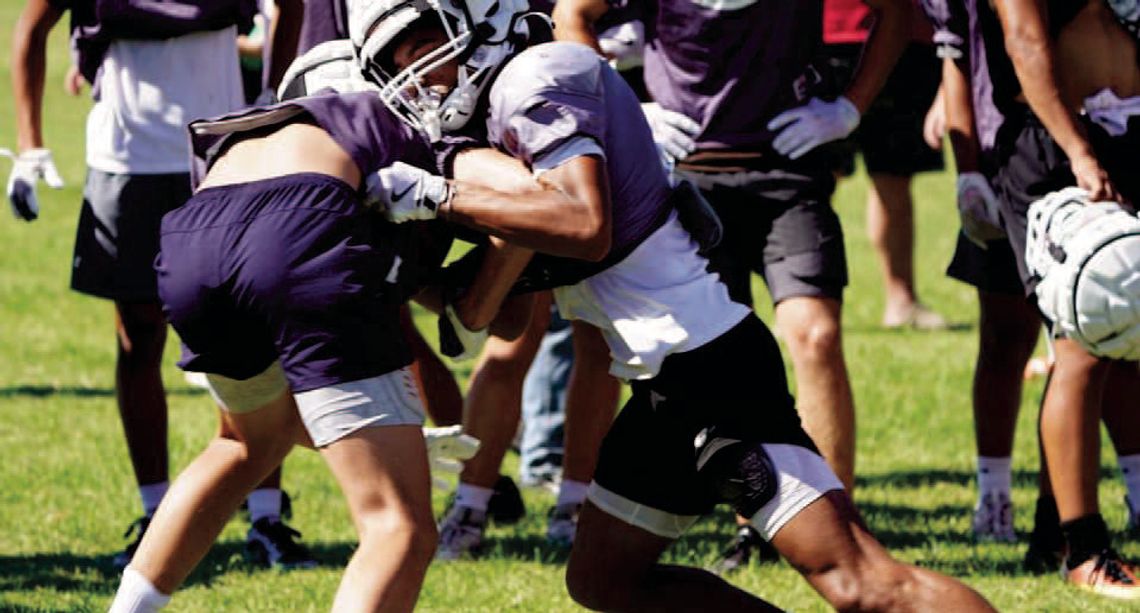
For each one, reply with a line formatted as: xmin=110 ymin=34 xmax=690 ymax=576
xmin=992 ymin=110 xmax=1140 ymax=296
xmin=591 ymin=315 xmax=820 ymax=528
xmin=826 ymin=43 xmax=945 ymax=177
xmin=71 ymin=170 xmax=192 ymax=302
xmin=690 ymin=167 xmax=848 ymax=305
xmin=945 ymin=232 xmax=1026 ymax=295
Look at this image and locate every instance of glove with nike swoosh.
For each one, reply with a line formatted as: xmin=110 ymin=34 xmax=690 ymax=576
xmin=366 ymin=162 xmax=453 ymax=223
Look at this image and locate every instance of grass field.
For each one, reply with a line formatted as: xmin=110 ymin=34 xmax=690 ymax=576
xmin=1 ymin=6 xmax=1138 ymax=612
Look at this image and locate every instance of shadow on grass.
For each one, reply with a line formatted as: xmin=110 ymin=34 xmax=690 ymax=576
xmin=844 ymin=321 xmax=976 ymax=335
xmin=856 ymin=467 xmax=1117 ymax=490
xmin=0 ymin=385 xmax=207 ymax=398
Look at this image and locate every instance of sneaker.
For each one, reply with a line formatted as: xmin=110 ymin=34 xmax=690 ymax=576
xmin=487 ymin=475 xmax=526 ymax=525
xmin=437 ymin=504 xmax=487 ymax=560
xmin=711 ymin=525 xmax=779 ymax=574
xmin=972 ymin=491 xmax=1016 ymax=543
xmin=546 ymin=503 xmax=581 ymax=547
xmin=111 ymin=516 xmax=151 ymax=570
xmin=245 ymin=518 xmax=317 ymax=570
xmin=1063 ymin=549 xmax=1140 ymax=600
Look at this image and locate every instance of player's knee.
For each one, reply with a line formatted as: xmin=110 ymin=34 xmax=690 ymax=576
xmin=359 ymin=507 xmax=438 ymax=567
xmin=788 ymin=315 xmax=842 ymax=363
xmin=565 ymin=562 xmax=627 ymax=611
xmin=812 ymin=562 xmax=910 ymax=612
xmin=477 ymin=349 xmax=535 ymax=382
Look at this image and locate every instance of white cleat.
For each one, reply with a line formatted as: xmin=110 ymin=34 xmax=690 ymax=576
xmin=436 ymin=504 xmax=487 ymax=560
xmin=972 ymin=490 xmax=1016 ymax=543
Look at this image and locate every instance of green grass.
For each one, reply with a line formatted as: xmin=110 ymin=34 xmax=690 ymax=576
xmin=0 ymin=6 xmax=1136 ymax=611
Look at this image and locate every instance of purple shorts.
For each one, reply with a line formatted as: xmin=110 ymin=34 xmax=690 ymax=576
xmin=156 ymin=173 xmax=410 ymax=393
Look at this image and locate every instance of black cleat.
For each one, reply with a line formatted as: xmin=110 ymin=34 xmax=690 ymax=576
xmin=712 ymin=525 xmax=778 ymax=574
xmin=245 ymin=518 xmax=318 ymax=570
xmin=112 ymin=516 xmax=151 ymax=570
xmin=487 ymin=475 xmax=526 ymax=525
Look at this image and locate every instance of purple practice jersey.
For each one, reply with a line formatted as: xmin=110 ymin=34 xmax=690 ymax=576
xmin=919 ymin=0 xmax=1015 ymax=169
xmin=297 ymin=0 xmax=350 ymax=54
xmin=188 ymin=91 xmax=430 ymax=188
xmin=484 ymin=42 xmax=673 ymax=254
xmin=610 ymin=0 xmax=825 ymax=156
xmin=51 ymin=0 xmax=256 ymax=86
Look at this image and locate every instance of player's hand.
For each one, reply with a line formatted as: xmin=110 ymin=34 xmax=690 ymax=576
xmin=424 ymin=425 xmax=481 ymax=489
xmin=366 ymin=162 xmax=453 ymax=223
xmin=598 ymin=21 xmax=645 ymax=70
xmin=1070 ymin=152 xmax=1123 ymax=204
xmin=439 ymin=303 xmax=488 ymax=361
xmin=957 ymin=172 xmax=1005 ymax=248
xmin=768 ymin=96 xmax=860 ymax=160
xmin=64 ymin=65 xmax=88 ymax=97
xmin=3 ymin=148 xmax=64 ymax=222
xmin=923 ymin=93 xmax=946 ymax=151
xmin=641 ymin=102 xmax=701 ymax=162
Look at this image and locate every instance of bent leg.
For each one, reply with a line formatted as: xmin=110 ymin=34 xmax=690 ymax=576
xmin=402 ymin=305 xmax=463 ymax=427
xmin=115 ymin=301 xmax=170 ymax=491
xmin=561 ymin=322 xmax=620 ymax=486
xmin=321 ymin=425 xmax=436 ymax=612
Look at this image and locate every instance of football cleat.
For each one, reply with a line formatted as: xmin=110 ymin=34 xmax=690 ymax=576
xmin=545 ymin=503 xmax=581 ymax=548
xmin=711 ymin=525 xmax=779 ymax=574
xmin=1063 ymin=549 xmax=1140 ymax=600
xmin=487 ymin=475 xmax=526 ymax=525
xmin=437 ymin=504 xmax=487 ymax=560
xmin=245 ymin=518 xmax=317 ymax=570
xmin=972 ymin=491 xmax=1016 ymax=543
xmin=111 ymin=516 xmax=151 ymax=570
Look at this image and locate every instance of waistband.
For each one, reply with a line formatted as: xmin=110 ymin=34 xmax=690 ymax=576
xmin=164 ymin=172 xmax=360 ymax=233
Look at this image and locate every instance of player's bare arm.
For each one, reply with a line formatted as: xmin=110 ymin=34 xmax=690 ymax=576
xmin=843 ymin=0 xmax=913 ymax=113
xmin=11 ymin=0 xmax=62 ymax=151
xmin=943 ymin=57 xmax=981 ymax=174
xmin=551 ymin=0 xmax=610 ymax=52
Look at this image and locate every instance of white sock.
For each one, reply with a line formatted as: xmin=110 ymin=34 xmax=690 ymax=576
xmin=139 ymin=482 xmax=169 ymax=517
xmin=247 ymin=488 xmax=282 ymax=524
xmin=109 ymin=567 xmax=171 ymax=613
xmin=455 ymin=483 xmax=495 ymax=512
xmin=556 ymin=479 xmax=589 ymax=508
xmin=1119 ymin=455 xmax=1140 ymax=515
xmin=976 ymin=456 xmax=1012 ymax=498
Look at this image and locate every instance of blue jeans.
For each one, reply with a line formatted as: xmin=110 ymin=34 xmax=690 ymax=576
xmin=519 ymin=308 xmax=573 ymax=486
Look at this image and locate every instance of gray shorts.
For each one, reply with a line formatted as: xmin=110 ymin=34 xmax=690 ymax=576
xmin=72 ymin=170 xmax=191 ymax=302
xmin=206 ymin=363 xmax=426 ymax=448
xmin=683 ymin=167 xmax=848 ymax=306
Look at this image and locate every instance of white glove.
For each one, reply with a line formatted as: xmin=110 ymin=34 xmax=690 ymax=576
xmin=366 ymin=161 xmax=452 ymax=223
xmin=957 ymin=172 xmax=1005 ymax=248
xmin=641 ymin=102 xmax=701 ymax=162
xmin=767 ymin=96 xmax=860 ymax=160
xmin=443 ymin=303 xmax=488 ymax=361
xmin=598 ymin=21 xmax=645 ymax=71
xmin=2 ymin=148 xmax=64 ymax=221
xmin=423 ymin=425 xmax=481 ymax=489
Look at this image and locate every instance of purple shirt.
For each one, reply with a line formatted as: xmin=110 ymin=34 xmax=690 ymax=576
xmin=613 ymin=0 xmax=824 ymax=155
xmin=188 ymin=91 xmax=428 ymax=188
xmin=297 ymin=0 xmax=349 ymax=54
xmin=485 ymin=42 xmax=673 ymax=253
xmin=50 ymin=0 xmax=256 ymax=86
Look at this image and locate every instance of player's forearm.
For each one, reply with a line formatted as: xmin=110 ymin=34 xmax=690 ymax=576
xmin=996 ymin=0 xmax=1094 ymax=161
xmin=844 ymin=0 xmax=911 ymax=113
xmin=445 ymin=181 xmax=611 ymax=262
xmin=943 ymin=57 xmax=981 ymax=174
xmin=454 ymin=237 xmax=534 ymax=331
xmin=11 ymin=8 xmax=56 ymax=151
xmin=552 ymin=0 xmax=609 ymax=53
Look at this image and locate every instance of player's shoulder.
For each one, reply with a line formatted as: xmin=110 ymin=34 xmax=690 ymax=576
xmin=491 ymin=42 xmax=605 ymax=105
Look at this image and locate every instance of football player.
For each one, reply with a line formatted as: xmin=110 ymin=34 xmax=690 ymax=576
xmin=355 ymin=2 xmax=996 ymax=609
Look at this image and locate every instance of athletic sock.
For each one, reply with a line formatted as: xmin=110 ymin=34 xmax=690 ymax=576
xmin=556 ymin=479 xmax=589 ymax=508
xmin=1060 ymin=513 xmax=1111 ymax=570
xmin=1119 ymin=455 xmax=1140 ymax=517
xmin=247 ymin=488 xmax=282 ymax=524
xmin=976 ymin=456 xmax=1012 ymax=499
xmin=139 ymin=482 xmax=169 ymax=517
xmin=455 ymin=483 xmax=495 ymax=512
xmin=109 ymin=567 xmax=171 ymax=613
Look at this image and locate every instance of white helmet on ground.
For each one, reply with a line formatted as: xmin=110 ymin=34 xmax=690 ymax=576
xmin=348 ymin=0 xmax=539 ymax=140
xmin=277 ymin=39 xmax=378 ymax=101
xmin=1028 ymin=187 xmax=1140 ymax=360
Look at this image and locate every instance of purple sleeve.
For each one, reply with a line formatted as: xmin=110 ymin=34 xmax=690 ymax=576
xmin=500 ymin=92 xmax=607 ymax=168
xmin=919 ymin=0 xmax=966 ymax=61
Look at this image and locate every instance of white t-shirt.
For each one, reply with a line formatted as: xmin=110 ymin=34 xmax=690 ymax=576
xmin=553 ymin=211 xmax=752 ymax=381
xmin=86 ymin=27 xmax=244 ymax=174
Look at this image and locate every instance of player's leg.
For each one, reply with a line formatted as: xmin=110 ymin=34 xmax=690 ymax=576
xmin=1103 ymin=361 xmax=1140 ymax=528
xmin=320 ymin=423 xmax=436 ymax=611
xmin=549 ymin=321 xmax=620 ymax=545
xmin=439 ymin=293 xmax=551 ymax=557
xmin=519 ymin=309 xmax=573 ymax=489
xmin=866 ymin=173 xmax=922 ymax=325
